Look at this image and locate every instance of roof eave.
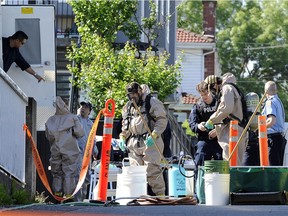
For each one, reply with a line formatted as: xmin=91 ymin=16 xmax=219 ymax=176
xmin=176 ymin=42 xmax=215 ymax=49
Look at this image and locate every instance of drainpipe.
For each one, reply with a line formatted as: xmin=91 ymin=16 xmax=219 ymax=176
xmin=202 ymin=48 xmax=216 ymax=79
xmin=203 ymin=48 xmax=215 ymax=56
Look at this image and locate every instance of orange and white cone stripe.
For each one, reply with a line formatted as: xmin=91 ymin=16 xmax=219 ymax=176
xmin=97 ymin=99 xmax=115 ymax=201
xmin=229 ymin=120 xmax=238 ymax=166
xmin=258 ymin=115 xmax=269 ymax=166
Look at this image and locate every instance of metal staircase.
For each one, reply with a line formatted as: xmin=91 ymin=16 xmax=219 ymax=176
xmin=56 ymin=44 xmax=72 ymax=106
xmin=167 ymin=110 xmax=194 ymax=157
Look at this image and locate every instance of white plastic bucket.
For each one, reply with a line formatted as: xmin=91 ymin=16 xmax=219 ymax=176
xmin=115 ymin=158 xmax=147 ymax=205
xmin=122 ymin=164 xmax=147 ymax=175
xmin=204 ymin=173 xmax=230 ymax=205
xmin=121 ymin=157 xmax=147 ymax=174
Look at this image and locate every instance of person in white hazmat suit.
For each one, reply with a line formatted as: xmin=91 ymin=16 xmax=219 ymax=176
xmin=205 ymin=73 xmax=248 ymax=165
xmin=45 ymin=96 xmax=84 ymax=199
xmin=119 ymin=82 xmax=168 ymax=196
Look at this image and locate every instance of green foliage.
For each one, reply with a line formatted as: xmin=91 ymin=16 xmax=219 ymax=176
xmin=11 ymin=189 xmax=32 ymax=205
xmin=68 ymin=0 xmax=138 ymax=43
xmin=67 ymin=0 xmax=181 ymax=117
xmin=0 ymin=182 xmax=33 ymax=206
xmin=0 ymin=184 xmax=13 ymax=206
xmin=177 ymin=0 xmax=203 ymax=33
xmin=178 ymin=0 xmax=288 ymax=120
xmin=216 ymin=0 xmax=288 ymax=120
xmin=68 ymin=37 xmax=181 ymax=117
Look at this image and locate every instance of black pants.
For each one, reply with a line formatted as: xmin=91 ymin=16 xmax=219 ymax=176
xmin=243 ymin=130 xmax=260 ymax=166
xmin=194 ymin=139 xmax=223 ymax=167
xmin=268 ymin=133 xmax=286 ymax=166
xmin=243 ymin=132 xmax=286 ymax=166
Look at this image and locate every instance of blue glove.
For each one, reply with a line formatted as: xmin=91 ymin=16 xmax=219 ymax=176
xmin=145 ymin=136 xmax=154 ymax=147
xmin=145 ymin=132 xmax=157 ymax=147
xmin=119 ymin=136 xmax=126 ymax=151
xmin=205 ymin=120 xmax=214 ymax=130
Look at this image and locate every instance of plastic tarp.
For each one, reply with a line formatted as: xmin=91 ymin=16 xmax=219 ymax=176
xmin=230 ymin=167 xmax=288 ymax=192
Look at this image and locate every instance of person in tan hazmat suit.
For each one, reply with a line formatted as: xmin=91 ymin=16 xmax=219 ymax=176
xmin=45 ymin=96 xmax=84 ymax=199
xmin=204 ymin=73 xmax=248 ymax=165
xmin=119 ymin=82 xmax=168 ymax=196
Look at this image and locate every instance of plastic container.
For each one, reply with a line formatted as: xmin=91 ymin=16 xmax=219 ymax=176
xmin=168 ymin=164 xmax=186 ymax=197
xmin=115 ymin=158 xmax=147 ymax=205
xmin=204 ymin=160 xmax=230 ymax=174
xmin=122 ymin=163 xmax=147 ymax=175
xmin=204 ymin=173 xmax=230 ymax=205
xmin=115 ymin=172 xmax=147 ymax=205
xmin=185 ymin=170 xmax=194 ymax=196
xmin=195 ymin=166 xmax=205 ymax=204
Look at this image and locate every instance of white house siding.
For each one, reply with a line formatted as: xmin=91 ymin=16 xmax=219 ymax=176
xmin=176 ymin=49 xmax=203 ymax=96
xmin=0 ymin=69 xmax=28 ymax=183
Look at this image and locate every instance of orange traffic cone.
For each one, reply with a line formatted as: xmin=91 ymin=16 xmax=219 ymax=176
xmin=97 ymin=99 xmax=115 ymax=201
xmin=229 ymin=120 xmax=238 ymax=166
xmin=258 ymin=115 xmax=269 ymax=166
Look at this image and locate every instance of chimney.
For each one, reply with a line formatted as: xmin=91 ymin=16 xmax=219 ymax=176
xmin=202 ymin=1 xmax=217 ymax=78
xmin=202 ymin=0 xmax=217 ymax=38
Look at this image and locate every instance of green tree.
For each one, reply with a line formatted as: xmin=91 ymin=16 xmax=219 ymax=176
xmin=216 ymin=0 xmax=288 ymax=119
xmin=67 ymin=0 xmax=181 ymax=117
xmin=178 ymin=0 xmax=288 ymax=120
xmin=177 ymin=0 xmax=203 ymax=33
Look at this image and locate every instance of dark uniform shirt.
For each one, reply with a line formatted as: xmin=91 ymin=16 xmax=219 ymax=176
xmin=189 ymin=96 xmax=218 ymax=140
xmin=2 ymin=37 xmax=30 ymax=72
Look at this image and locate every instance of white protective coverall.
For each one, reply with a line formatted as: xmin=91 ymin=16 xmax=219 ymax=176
xmin=121 ymin=86 xmax=168 ymax=196
xmin=45 ymin=96 xmax=84 ymax=196
xmin=209 ymin=73 xmax=248 ymax=164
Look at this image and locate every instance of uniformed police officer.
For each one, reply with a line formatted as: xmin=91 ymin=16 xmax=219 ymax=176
xmin=262 ymin=81 xmax=286 ymax=165
xmin=189 ymin=81 xmax=223 ymax=167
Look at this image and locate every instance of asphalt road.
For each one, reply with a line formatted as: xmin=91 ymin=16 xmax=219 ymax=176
xmin=1 ymin=202 xmax=288 ymax=216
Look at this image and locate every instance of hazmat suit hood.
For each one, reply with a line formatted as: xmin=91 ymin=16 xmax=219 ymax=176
xmin=221 ymin=72 xmax=236 ymax=85
xmin=141 ymin=84 xmax=151 ymax=94
xmin=55 ymin=96 xmax=70 ymax=115
xmin=141 ymin=84 xmax=151 ymax=98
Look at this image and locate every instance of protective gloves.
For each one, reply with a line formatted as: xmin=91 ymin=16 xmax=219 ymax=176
xmin=204 ymin=119 xmax=214 ymax=130
xmin=145 ymin=131 xmax=158 ymax=147
xmin=119 ymin=135 xmax=126 ymax=151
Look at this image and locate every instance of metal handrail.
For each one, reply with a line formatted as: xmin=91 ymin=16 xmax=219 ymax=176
xmin=166 ymin=110 xmax=192 ymax=157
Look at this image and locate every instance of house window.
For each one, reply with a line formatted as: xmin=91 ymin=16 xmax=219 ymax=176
xmin=15 ymin=18 xmax=41 ymax=64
